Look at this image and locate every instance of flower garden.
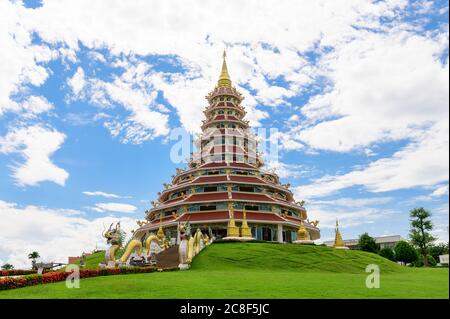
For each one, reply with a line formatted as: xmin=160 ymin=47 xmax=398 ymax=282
xmin=0 ymin=266 xmax=178 ymax=291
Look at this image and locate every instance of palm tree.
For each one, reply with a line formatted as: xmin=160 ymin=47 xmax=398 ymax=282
xmin=1 ymin=263 xmax=14 ymax=270
xmin=28 ymin=251 xmax=40 ymax=269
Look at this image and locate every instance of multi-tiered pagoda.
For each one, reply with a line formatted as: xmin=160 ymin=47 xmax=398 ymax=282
xmin=133 ymin=52 xmax=320 ymax=243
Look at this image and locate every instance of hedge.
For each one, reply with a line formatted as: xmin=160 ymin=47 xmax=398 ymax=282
xmin=0 ymin=269 xmax=37 ymax=277
xmin=0 ymin=266 xmax=178 ymax=291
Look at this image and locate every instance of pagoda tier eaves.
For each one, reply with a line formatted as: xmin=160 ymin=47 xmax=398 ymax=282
xmin=206 ymin=86 xmax=244 ymax=103
xmin=160 ymin=174 xmax=294 ymax=202
xmin=146 ymin=191 xmax=306 ymax=217
xmin=171 ymin=162 xmax=279 ymax=185
xmin=136 ymin=211 xmax=320 ymax=240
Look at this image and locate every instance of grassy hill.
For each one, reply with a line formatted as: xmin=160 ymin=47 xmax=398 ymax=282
xmin=1 ymin=242 xmax=447 ymax=299
xmin=192 ymin=242 xmax=404 ymax=273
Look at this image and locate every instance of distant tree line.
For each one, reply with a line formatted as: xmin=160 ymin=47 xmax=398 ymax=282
xmin=356 ymin=207 xmax=448 ymax=267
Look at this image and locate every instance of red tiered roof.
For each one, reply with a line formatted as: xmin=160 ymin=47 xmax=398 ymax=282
xmin=229 ymin=176 xmax=264 ymax=184
xmin=184 ymin=192 xmax=229 ymax=202
xmin=231 ymin=193 xmax=275 ymax=202
xmin=178 ymin=211 xmax=229 ymax=222
xmin=194 ymin=175 xmax=228 ymax=183
xmin=234 ymin=211 xmax=285 ymax=222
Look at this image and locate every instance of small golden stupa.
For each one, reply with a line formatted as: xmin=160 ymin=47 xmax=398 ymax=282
xmin=297 ymin=220 xmax=309 ymax=241
xmin=333 ymin=219 xmax=348 ymax=249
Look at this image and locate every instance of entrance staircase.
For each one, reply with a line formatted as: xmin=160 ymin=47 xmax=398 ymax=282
xmin=156 ymin=245 xmax=179 ymax=268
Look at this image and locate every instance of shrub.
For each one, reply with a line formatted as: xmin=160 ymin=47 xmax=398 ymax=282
xmin=379 ymin=247 xmax=395 ymax=261
xmin=413 ymin=255 xmax=437 ymax=267
xmin=358 ymin=233 xmax=379 ymax=253
xmin=394 ymin=241 xmax=418 ymax=265
xmin=0 ymin=269 xmax=37 ymax=277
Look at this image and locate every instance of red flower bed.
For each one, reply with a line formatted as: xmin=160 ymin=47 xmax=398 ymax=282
xmin=0 ymin=269 xmax=37 ymax=277
xmin=0 ymin=266 xmax=178 ymax=291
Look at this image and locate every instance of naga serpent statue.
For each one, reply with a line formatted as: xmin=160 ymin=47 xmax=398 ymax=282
xmin=102 ymin=222 xmax=172 ymax=267
xmin=178 ymin=224 xmax=211 ymax=270
xmin=102 ymin=222 xmax=123 ymax=264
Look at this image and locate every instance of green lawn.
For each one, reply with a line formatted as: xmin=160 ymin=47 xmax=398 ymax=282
xmin=1 ymin=242 xmax=448 ymax=299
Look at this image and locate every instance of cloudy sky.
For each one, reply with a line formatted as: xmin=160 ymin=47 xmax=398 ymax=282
xmin=0 ymin=0 xmax=448 ymax=268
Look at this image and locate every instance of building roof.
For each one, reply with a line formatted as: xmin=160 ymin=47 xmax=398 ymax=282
xmin=323 ymin=235 xmax=403 ymax=246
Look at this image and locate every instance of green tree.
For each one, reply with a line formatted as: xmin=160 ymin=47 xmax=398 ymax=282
xmin=428 ymin=242 xmax=449 ymax=263
xmin=1 ymin=263 xmax=14 ymax=270
xmin=379 ymin=247 xmax=395 ymax=261
xmin=358 ymin=232 xmax=379 ymax=253
xmin=409 ymin=207 xmax=435 ymax=267
xmin=394 ymin=241 xmax=418 ymax=265
xmin=28 ymin=251 xmax=40 ymax=269
xmin=413 ymin=254 xmax=437 ymax=267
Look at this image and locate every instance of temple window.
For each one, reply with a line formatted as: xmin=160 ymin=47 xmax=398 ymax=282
xmin=200 ymin=205 xmax=216 ymax=211
xmin=239 ymin=186 xmax=254 ymax=192
xmin=204 ymin=186 xmax=218 ymax=192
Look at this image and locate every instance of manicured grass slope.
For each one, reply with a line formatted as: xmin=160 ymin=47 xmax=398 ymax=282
xmin=191 ymin=242 xmax=404 ymax=273
xmin=74 ymin=251 xmax=106 ymax=269
xmin=1 ymin=242 xmax=448 ymax=299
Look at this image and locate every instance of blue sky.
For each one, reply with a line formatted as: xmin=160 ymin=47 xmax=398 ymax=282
xmin=0 ymin=0 xmax=448 ymax=267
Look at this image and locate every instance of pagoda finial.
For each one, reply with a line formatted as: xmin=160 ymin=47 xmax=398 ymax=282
xmin=218 ymin=50 xmax=232 ymax=88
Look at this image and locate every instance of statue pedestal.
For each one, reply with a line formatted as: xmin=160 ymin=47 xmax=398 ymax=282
xmin=178 ymin=263 xmax=190 ymax=270
xmin=222 ymin=236 xmax=255 ymax=241
xmin=293 ymin=240 xmax=314 ymax=244
xmin=334 ymin=246 xmax=349 ymax=250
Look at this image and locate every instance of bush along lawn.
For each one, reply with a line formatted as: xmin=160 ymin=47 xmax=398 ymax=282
xmin=0 ymin=269 xmax=37 ymax=277
xmin=0 ymin=266 xmax=178 ymax=291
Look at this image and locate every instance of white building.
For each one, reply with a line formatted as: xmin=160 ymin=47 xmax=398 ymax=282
xmin=323 ymin=235 xmax=403 ymax=249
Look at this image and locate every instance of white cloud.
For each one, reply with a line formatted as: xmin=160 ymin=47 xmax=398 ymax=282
xmin=0 ymin=200 xmax=136 ymax=269
xmin=92 ymin=202 xmax=137 ymax=214
xmin=297 ymin=32 xmax=448 ymax=152
xmin=295 ymin=120 xmax=449 ymax=198
xmin=72 ymin=62 xmax=171 ymax=144
xmin=67 ymin=67 xmax=86 ymax=96
xmin=82 ymin=191 xmax=122 ymax=198
xmin=431 ymin=184 xmax=449 ymax=197
xmin=308 ymin=205 xmax=394 ymax=229
xmin=0 ymin=1 xmax=56 ymax=116
xmin=264 ymin=160 xmax=306 ymax=179
xmin=311 ymin=197 xmax=394 ymax=208
xmin=1 ymin=0 xmax=411 ymax=132
xmin=20 ymin=95 xmax=54 ymax=117
xmin=0 ymin=125 xmax=69 ymax=186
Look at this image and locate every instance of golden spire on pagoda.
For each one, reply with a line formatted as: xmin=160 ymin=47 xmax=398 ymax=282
xmin=240 ymin=208 xmax=252 ymax=238
xmin=333 ymin=219 xmax=345 ymax=248
xmin=217 ymin=50 xmax=232 ymax=88
xmin=297 ymin=220 xmax=309 ymax=241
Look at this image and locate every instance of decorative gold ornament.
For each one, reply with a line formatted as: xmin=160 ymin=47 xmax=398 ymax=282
xmin=227 ymin=202 xmax=239 ymax=237
xmin=240 ymin=208 xmax=252 ymax=238
xmin=297 ymin=220 xmax=309 ymax=241
xmin=157 ymin=213 xmax=165 ymax=239
xmin=217 ymin=50 xmax=232 ymax=88
xmin=333 ymin=219 xmax=345 ymax=248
